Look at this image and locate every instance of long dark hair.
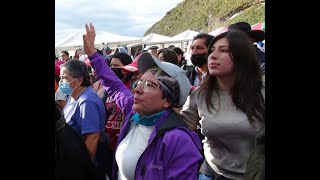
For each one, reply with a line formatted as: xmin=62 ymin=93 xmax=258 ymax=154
xmin=199 ymin=31 xmax=264 ymax=126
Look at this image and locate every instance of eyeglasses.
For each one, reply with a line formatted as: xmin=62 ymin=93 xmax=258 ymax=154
xmin=136 ymin=79 xmax=161 ymax=92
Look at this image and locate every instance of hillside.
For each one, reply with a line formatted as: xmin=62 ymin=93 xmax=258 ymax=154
xmin=144 ymin=0 xmax=265 ymax=36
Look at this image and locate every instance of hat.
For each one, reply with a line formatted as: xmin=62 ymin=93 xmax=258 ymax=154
xmin=228 ymin=22 xmax=265 ymax=42
xmin=147 ymin=45 xmax=159 ymax=50
xmin=122 ymin=54 xmax=141 ymax=72
xmin=137 ymin=52 xmax=191 ymax=106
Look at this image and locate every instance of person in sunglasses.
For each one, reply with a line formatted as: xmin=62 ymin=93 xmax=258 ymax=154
xmin=83 ymin=23 xmax=203 ymax=180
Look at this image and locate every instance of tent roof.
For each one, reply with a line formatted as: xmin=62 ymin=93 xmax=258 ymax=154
xmin=55 ymin=30 xmax=142 ymax=48
xmin=171 ymin=30 xmax=199 ymax=42
xmin=142 ymin=33 xmax=172 ymax=45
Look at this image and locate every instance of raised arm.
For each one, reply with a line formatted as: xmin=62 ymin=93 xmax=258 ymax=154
xmin=83 ymin=23 xmax=134 ymax=118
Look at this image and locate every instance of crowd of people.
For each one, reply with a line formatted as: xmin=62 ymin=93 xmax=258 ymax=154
xmin=55 ymin=21 xmax=265 ymax=180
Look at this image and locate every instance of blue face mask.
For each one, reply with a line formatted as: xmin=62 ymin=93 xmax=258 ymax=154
xmin=59 ymin=78 xmax=77 ymax=95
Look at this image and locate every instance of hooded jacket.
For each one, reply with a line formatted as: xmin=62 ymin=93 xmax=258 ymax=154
xmin=89 ymin=52 xmax=203 ymax=180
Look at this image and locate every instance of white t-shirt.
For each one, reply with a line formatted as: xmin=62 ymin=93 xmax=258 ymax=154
xmin=115 ymin=124 xmax=154 ymax=180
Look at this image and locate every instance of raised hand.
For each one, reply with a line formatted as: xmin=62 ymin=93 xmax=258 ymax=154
xmin=83 ymin=23 xmax=97 ymax=56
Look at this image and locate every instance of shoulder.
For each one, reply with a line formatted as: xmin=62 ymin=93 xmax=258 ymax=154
xmin=78 ymin=88 xmax=103 ymax=104
xmin=189 ymin=86 xmax=202 ymax=99
xmin=162 ymin=127 xmax=192 ymax=138
xmin=185 ymin=65 xmax=195 ymax=75
xmin=161 ymin=127 xmax=198 ymax=144
xmin=183 ymin=65 xmax=194 ymax=72
xmin=160 ymin=127 xmax=202 ymax=154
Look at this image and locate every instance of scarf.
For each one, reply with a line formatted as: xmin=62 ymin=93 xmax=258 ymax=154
xmin=131 ymin=111 xmax=165 ymax=126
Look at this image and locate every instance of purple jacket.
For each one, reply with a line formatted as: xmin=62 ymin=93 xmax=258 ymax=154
xmin=89 ymin=52 xmax=203 ymax=180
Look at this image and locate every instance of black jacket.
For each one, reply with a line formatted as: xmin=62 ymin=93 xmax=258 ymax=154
xmin=185 ymin=65 xmax=197 ymax=86
xmin=55 ymin=102 xmax=106 ymax=180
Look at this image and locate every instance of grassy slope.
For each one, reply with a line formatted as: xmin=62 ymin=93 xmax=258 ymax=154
xmin=144 ymin=0 xmax=265 ymax=36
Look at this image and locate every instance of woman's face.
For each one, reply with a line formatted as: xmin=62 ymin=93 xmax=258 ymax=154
xmin=110 ymin=57 xmax=127 ymax=81
xmin=59 ymin=53 xmax=69 ymax=61
xmin=207 ymin=37 xmax=235 ymax=77
xmin=110 ymin=58 xmax=124 ymax=68
xmin=59 ymin=67 xmax=81 ymax=88
xmin=133 ymin=71 xmax=169 ymax=116
xmin=157 ymin=52 xmax=165 ymax=61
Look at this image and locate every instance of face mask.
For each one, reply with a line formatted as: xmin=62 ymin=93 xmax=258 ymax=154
xmin=124 ymin=72 xmax=134 ymax=83
xmin=190 ymin=53 xmax=207 ymax=67
xmin=111 ymin=68 xmax=124 ymax=80
xmin=59 ymin=78 xmax=77 ymax=95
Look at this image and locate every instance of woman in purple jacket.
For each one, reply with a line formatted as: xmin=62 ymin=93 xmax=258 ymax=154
xmin=83 ymin=23 xmax=203 ymax=180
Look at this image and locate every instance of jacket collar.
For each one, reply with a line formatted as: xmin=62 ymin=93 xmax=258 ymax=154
xmin=156 ymin=110 xmax=188 ymax=137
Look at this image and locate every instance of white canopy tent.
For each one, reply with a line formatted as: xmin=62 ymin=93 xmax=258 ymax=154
xmin=126 ymin=33 xmax=173 ymax=48
xmin=55 ymin=30 xmax=142 ymax=56
xmin=168 ymin=30 xmax=199 ymax=51
xmin=170 ymin=30 xmax=199 ymax=42
xmin=127 ymin=31 xmax=201 ymax=56
xmin=126 ymin=33 xmax=173 ymax=55
xmin=142 ymin=33 xmax=173 ymax=45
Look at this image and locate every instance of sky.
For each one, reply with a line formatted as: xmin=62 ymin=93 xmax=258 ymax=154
xmin=55 ymin=0 xmax=184 ymax=43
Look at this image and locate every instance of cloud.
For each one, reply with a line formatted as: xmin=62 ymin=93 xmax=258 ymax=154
xmin=55 ymin=0 xmax=184 ymax=43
